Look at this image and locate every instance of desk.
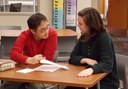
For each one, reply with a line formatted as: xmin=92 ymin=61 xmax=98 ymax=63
xmin=0 ymin=29 xmax=77 ymax=37
xmin=0 ymin=30 xmax=21 ymax=40
xmin=0 ymin=63 xmax=107 ymax=89
xmin=57 ymin=29 xmax=77 ymax=37
xmin=57 ymin=30 xmax=78 ymax=62
xmin=57 ymin=29 xmax=77 ymax=52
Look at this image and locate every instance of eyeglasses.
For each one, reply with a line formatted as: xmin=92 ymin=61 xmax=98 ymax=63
xmin=36 ymin=24 xmax=50 ymax=33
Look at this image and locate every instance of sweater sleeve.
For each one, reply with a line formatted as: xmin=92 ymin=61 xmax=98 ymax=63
xmin=10 ymin=32 xmax=28 ymax=64
xmin=69 ymin=38 xmax=84 ymax=66
xmin=42 ymin=29 xmax=57 ymax=61
xmin=91 ymin=33 xmax=114 ymax=74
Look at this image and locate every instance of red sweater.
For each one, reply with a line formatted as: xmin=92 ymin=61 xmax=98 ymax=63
xmin=10 ymin=28 xmax=57 ymax=64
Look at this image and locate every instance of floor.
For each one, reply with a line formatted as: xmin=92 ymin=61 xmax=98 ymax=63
xmin=42 ymin=84 xmax=66 ymax=89
xmin=112 ymin=36 xmax=128 ymax=56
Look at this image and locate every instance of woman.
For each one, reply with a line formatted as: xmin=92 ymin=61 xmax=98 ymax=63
xmin=65 ymin=7 xmax=119 ymax=89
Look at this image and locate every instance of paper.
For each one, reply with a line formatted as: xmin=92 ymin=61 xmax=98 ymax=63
xmin=16 ymin=68 xmax=34 ymax=73
xmin=16 ymin=59 xmax=69 ymax=73
xmin=40 ymin=59 xmax=69 ymax=70
xmin=34 ymin=65 xmax=60 ymax=72
xmin=40 ymin=59 xmax=56 ymax=65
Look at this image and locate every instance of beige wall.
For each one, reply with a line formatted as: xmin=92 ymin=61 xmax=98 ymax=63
xmin=0 ymin=0 xmax=53 ymax=30
xmin=0 ymin=14 xmax=28 ymax=29
xmin=0 ymin=0 xmax=99 ymax=35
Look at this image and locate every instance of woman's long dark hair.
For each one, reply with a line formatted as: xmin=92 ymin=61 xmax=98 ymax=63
xmin=78 ymin=7 xmax=106 ymax=42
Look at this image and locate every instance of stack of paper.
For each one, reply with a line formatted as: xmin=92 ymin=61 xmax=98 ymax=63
xmin=34 ymin=59 xmax=69 ymax=72
xmin=0 ymin=59 xmax=16 ymax=72
xmin=16 ymin=59 xmax=69 ymax=73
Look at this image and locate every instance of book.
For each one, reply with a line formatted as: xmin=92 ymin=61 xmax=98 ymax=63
xmin=0 ymin=59 xmax=16 ymax=71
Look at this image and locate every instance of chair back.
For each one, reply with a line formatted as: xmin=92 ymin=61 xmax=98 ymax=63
xmin=53 ymin=50 xmax=59 ymax=62
xmin=116 ymin=54 xmax=128 ymax=89
xmin=1 ymin=36 xmax=17 ymax=58
xmin=0 ymin=45 xmax=4 ymax=58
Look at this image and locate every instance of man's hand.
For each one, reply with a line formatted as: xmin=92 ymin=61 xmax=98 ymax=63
xmin=26 ymin=54 xmax=44 ymax=64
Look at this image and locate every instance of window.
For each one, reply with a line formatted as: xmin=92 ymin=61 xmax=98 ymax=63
xmin=10 ymin=3 xmax=22 ymax=12
xmin=0 ymin=0 xmax=39 ymax=13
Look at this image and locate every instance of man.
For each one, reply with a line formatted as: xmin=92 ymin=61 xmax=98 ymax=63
xmin=0 ymin=13 xmax=57 ymax=89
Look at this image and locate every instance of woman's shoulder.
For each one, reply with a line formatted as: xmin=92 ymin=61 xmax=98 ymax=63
xmin=98 ymin=31 xmax=112 ymax=42
xmin=98 ymin=31 xmax=111 ymax=38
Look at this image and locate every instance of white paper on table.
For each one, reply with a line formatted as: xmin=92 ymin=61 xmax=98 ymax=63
xmin=34 ymin=65 xmax=61 ymax=72
xmin=16 ymin=60 xmax=69 ymax=73
xmin=40 ymin=59 xmax=56 ymax=65
xmin=40 ymin=59 xmax=69 ymax=70
xmin=16 ymin=68 xmax=34 ymax=73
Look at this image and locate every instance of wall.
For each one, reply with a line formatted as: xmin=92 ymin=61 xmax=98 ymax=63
xmin=0 ymin=14 xmax=28 ymax=30
xmin=0 ymin=0 xmax=53 ymax=30
xmin=0 ymin=0 xmax=95 ymax=34
xmin=107 ymin=0 xmax=128 ymax=29
xmin=76 ymin=0 xmax=91 ymax=33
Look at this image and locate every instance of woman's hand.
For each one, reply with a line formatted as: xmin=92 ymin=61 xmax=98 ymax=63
xmin=26 ymin=54 xmax=44 ymax=64
xmin=80 ymin=58 xmax=98 ymax=66
xmin=77 ymin=68 xmax=94 ymax=77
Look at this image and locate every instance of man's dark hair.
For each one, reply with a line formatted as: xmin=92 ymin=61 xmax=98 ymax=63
xmin=27 ymin=13 xmax=48 ymax=30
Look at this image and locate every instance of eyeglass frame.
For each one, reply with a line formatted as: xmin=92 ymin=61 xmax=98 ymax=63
xmin=35 ymin=24 xmax=50 ymax=33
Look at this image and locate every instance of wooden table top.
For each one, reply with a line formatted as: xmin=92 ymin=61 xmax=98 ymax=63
xmin=0 ymin=63 xmax=107 ymax=88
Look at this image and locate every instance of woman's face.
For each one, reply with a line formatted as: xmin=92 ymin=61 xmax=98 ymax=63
xmin=78 ymin=16 xmax=89 ymax=34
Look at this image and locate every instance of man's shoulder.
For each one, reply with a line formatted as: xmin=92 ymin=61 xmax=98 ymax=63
xmin=20 ymin=29 xmax=31 ymax=36
xmin=18 ymin=29 xmax=32 ymax=39
xmin=49 ymin=28 xmax=57 ymax=36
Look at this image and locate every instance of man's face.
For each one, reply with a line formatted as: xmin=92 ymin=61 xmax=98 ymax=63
xmin=32 ymin=21 xmax=50 ymax=40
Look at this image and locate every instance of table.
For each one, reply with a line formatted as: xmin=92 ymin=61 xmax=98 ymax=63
xmin=57 ymin=30 xmax=78 ymax=62
xmin=0 ymin=63 xmax=108 ymax=89
xmin=0 ymin=29 xmax=77 ymax=37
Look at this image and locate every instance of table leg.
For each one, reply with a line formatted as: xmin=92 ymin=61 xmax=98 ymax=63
xmin=97 ymin=82 xmax=100 ymax=89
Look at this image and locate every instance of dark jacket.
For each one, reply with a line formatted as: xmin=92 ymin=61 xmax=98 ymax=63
xmin=69 ymin=31 xmax=119 ymax=89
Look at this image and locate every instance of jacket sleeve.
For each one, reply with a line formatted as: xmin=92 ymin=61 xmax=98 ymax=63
xmin=69 ymin=38 xmax=85 ymax=66
xmin=91 ymin=33 xmax=114 ymax=74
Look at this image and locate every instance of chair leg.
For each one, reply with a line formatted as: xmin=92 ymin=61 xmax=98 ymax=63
xmin=42 ymin=84 xmax=59 ymax=89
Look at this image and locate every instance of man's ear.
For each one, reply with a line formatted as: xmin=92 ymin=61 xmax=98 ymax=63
xmin=30 ymin=29 xmax=35 ymax=34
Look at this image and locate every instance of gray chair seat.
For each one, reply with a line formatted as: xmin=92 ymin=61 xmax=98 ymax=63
xmin=116 ymin=54 xmax=128 ymax=89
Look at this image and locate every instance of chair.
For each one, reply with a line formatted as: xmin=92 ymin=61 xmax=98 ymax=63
xmin=1 ymin=36 xmax=17 ymax=58
xmin=0 ymin=45 xmax=5 ymax=84
xmin=53 ymin=50 xmax=59 ymax=62
xmin=116 ymin=54 xmax=128 ymax=89
xmin=0 ymin=44 xmax=4 ymax=58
